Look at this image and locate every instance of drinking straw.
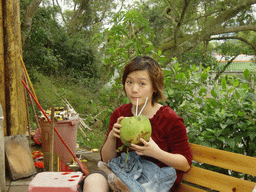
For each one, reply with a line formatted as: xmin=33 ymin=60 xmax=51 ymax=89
xmin=138 ymin=97 xmax=148 ymax=116
xmin=136 ymin=98 xmax=138 ymax=116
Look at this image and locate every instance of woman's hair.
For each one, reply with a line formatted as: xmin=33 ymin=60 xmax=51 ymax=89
xmin=122 ymin=56 xmax=166 ymax=105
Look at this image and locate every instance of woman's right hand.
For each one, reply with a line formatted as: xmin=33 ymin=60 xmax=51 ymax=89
xmin=109 ymin=116 xmax=124 ymax=139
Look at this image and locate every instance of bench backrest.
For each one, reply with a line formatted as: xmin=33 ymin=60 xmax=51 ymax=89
xmin=177 ymin=143 xmax=256 ymax=192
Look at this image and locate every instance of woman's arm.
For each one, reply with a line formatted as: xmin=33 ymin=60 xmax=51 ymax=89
xmin=131 ymin=138 xmax=191 ymax=172
xmin=101 ymin=117 xmax=123 ymax=163
xmin=152 ymin=147 xmax=190 ymax=172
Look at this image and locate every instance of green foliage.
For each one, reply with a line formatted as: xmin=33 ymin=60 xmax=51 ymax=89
xmin=167 ymin=61 xmax=256 ymax=157
xmin=163 ymin=61 xmax=256 ymax=180
xmin=23 ymin=6 xmax=100 ymax=79
xmin=77 ymin=128 xmax=106 ymax=150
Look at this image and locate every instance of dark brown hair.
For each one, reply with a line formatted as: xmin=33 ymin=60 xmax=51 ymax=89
xmin=122 ymin=56 xmax=166 ymax=105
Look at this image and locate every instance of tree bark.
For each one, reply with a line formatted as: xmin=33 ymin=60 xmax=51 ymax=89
xmin=21 ymin=0 xmax=42 ymax=45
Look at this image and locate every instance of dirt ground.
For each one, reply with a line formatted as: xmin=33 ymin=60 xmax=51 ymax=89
xmin=79 ymin=149 xmax=101 ymax=173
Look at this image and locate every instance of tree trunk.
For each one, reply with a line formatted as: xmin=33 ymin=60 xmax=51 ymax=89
xmin=21 ymin=0 xmax=42 ymax=45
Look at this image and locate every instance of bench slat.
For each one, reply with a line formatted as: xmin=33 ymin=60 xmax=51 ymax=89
xmin=182 ymin=166 xmax=256 ymax=192
xmin=176 ymin=183 xmax=207 ymax=192
xmin=190 ymin=143 xmax=256 ymax=176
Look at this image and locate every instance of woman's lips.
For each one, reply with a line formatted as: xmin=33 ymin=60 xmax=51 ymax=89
xmin=131 ymin=97 xmax=140 ymax=101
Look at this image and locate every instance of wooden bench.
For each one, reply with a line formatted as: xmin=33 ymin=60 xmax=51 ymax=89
xmin=177 ymin=143 xmax=256 ymax=192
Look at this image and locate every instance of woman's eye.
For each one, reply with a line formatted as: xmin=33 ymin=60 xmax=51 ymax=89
xmin=140 ymin=83 xmax=146 ymax=86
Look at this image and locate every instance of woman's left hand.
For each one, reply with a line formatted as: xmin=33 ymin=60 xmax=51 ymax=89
xmin=130 ymin=137 xmax=160 ymax=158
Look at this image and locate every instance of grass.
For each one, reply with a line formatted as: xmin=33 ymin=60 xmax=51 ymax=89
xmin=28 ymin=71 xmax=109 ymax=150
xmin=77 ymin=127 xmax=106 ymax=150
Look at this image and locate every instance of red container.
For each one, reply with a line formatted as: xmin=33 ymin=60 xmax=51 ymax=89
xmin=41 ymin=118 xmax=79 ymax=163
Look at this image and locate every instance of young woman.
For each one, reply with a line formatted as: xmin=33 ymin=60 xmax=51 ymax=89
xmin=81 ymin=56 xmax=192 ymax=192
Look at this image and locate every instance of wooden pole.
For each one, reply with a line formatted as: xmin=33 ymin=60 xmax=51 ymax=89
xmin=0 ymin=1 xmax=6 ymax=190
xmin=15 ymin=0 xmax=27 ymax=135
xmin=49 ymin=106 xmax=55 ymax=171
xmin=0 ymin=105 xmax=5 ymax=192
xmin=0 ymin=0 xmax=6 ymax=136
xmin=4 ymin=0 xmax=19 ymax=135
xmin=2 ymin=0 xmax=27 ymax=135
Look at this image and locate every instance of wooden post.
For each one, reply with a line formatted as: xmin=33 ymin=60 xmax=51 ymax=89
xmin=1 ymin=0 xmax=28 ymax=135
xmin=49 ymin=106 xmax=55 ymax=171
xmin=0 ymin=0 xmax=6 ymax=136
xmin=0 ymin=105 xmax=5 ymax=191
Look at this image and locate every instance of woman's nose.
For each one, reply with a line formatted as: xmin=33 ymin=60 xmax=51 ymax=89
xmin=132 ymin=84 xmax=139 ymax=93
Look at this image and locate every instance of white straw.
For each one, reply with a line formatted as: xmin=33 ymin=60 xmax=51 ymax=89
xmin=136 ymin=97 xmax=138 ymax=116
xmin=138 ymin=97 xmax=148 ymax=116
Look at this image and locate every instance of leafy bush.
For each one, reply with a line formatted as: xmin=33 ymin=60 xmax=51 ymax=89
xmin=163 ymin=62 xmax=256 ymax=180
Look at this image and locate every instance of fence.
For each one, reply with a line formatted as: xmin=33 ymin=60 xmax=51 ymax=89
xmin=218 ymin=62 xmax=256 ymax=71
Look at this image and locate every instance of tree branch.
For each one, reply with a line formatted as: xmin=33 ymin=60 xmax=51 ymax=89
xmin=212 ymin=24 xmax=256 ymax=35
xmin=55 ymin=0 xmax=67 ymax=25
xmin=214 ymin=55 xmax=239 ymax=80
xmin=210 ymin=36 xmax=256 ymax=53
xmin=67 ymin=0 xmax=89 ymax=35
xmin=160 ymin=0 xmax=256 ymax=56
xmin=174 ymin=0 xmax=191 ymax=46
xmin=164 ymin=6 xmax=176 ymax=24
xmin=21 ymin=0 xmax=43 ymax=45
xmin=213 ymin=0 xmax=256 ymax=27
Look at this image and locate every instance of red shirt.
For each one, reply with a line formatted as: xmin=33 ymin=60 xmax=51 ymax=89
xmin=101 ymin=103 xmax=192 ymax=191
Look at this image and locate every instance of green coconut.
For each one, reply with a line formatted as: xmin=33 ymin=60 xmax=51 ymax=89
xmin=115 ymin=115 xmax=151 ymax=171
xmin=119 ymin=115 xmax=152 ymax=148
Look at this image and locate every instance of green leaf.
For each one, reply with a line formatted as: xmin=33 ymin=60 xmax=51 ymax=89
xmin=215 ymin=130 xmax=222 ymax=137
xmin=167 ymin=89 xmax=174 ymax=96
xmin=159 ymin=57 xmax=168 ymax=62
xmin=192 ymin=64 xmax=199 ymax=71
xmin=158 ymin=50 xmax=162 ymax=56
xmin=198 ymin=87 xmax=207 ymax=96
xmin=220 ymin=123 xmax=227 ymax=129
xmin=243 ymin=69 xmax=250 ymax=79
xmin=206 ymin=98 xmax=218 ymax=107
xmin=176 ymin=73 xmax=185 ymax=80
xmin=174 ymin=63 xmax=180 ymax=71
xmin=221 ymin=78 xmax=227 ymax=90
xmin=218 ymin=137 xmax=225 ymax=143
xmin=206 ymin=128 xmax=214 ymax=133
xmin=235 ymin=89 xmax=240 ymax=98
xmin=185 ymin=71 xmax=191 ymax=79
xmin=237 ymin=111 xmax=244 ymax=116
xmin=226 ymin=138 xmax=235 ymax=149
xmin=233 ymin=80 xmax=239 ymax=87
xmin=211 ymin=89 xmax=217 ymax=98
xmin=249 ymin=133 xmax=256 ymax=141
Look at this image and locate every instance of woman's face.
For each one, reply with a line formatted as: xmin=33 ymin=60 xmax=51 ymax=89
xmin=124 ymin=70 xmax=155 ymax=107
